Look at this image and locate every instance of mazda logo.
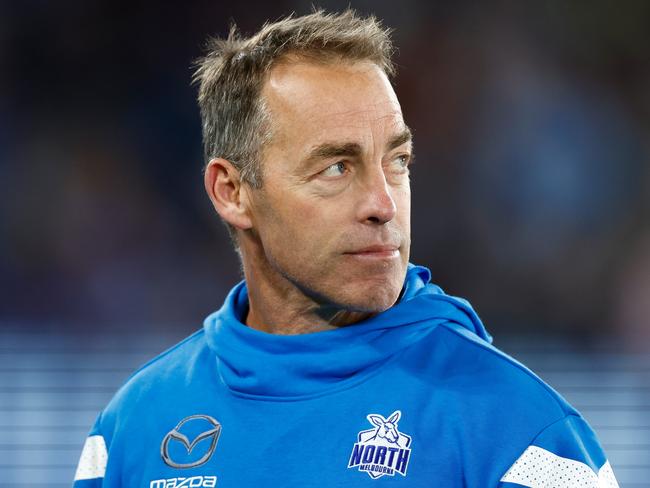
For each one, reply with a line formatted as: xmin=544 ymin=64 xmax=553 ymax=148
xmin=161 ymin=415 xmax=222 ymax=469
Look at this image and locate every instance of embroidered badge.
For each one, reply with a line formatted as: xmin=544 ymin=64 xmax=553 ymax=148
xmin=347 ymin=410 xmax=412 ymax=479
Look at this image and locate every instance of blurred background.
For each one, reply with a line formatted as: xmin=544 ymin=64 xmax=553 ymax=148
xmin=1 ymin=0 xmax=649 ymax=486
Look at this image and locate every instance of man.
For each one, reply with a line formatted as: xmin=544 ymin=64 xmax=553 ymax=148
xmin=73 ymin=10 xmax=619 ymax=487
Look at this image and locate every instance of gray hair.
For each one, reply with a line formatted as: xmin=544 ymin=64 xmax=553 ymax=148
xmin=193 ymin=9 xmax=395 ymax=243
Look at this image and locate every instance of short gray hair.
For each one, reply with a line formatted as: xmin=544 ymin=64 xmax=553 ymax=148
xmin=193 ymin=9 xmax=395 ymax=188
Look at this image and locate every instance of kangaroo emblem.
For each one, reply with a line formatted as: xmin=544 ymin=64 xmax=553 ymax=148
xmin=348 ymin=410 xmax=412 ymax=479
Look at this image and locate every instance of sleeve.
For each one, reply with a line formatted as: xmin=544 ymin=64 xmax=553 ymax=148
xmin=72 ymin=413 xmax=109 ymax=488
xmin=498 ymin=414 xmax=619 ymax=488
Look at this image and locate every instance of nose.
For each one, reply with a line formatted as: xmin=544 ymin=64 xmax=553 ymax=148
xmin=356 ymin=168 xmax=397 ymax=225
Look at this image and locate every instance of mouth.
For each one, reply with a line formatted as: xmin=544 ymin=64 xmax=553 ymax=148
xmin=344 ymin=245 xmax=400 ymax=259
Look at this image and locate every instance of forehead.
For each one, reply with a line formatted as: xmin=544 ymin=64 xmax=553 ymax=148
xmin=262 ymin=60 xmax=405 ymax=150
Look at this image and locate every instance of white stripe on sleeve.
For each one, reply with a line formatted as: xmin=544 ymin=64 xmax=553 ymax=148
xmin=500 ymin=445 xmax=619 ymax=488
xmin=74 ymin=435 xmax=108 ymax=481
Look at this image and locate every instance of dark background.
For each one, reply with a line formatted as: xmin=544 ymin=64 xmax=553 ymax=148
xmin=1 ymin=3 xmax=649 ymax=486
xmin=1 ymin=0 xmax=649 ymax=349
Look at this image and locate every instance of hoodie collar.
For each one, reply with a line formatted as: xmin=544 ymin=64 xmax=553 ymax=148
xmin=204 ymin=263 xmax=490 ymax=400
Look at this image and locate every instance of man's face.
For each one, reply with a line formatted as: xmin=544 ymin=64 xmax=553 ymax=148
xmin=245 ymin=59 xmax=411 ymax=313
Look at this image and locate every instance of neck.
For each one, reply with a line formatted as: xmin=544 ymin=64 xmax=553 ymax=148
xmin=239 ymin=246 xmax=374 ymax=335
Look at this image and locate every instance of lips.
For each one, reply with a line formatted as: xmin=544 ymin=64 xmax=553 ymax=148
xmin=345 ymin=245 xmax=400 ymax=256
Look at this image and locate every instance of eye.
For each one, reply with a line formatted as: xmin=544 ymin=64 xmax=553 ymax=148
xmin=320 ymin=161 xmax=348 ymax=178
xmin=391 ymin=154 xmax=411 ymax=172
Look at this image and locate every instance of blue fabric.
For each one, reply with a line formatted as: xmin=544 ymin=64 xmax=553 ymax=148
xmin=532 ymin=415 xmax=608 ymax=473
xmin=73 ymin=263 xmax=612 ymax=487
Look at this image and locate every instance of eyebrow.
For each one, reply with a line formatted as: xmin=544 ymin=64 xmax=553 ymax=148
xmin=303 ymin=126 xmax=413 ymax=167
xmin=311 ymin=142 xmax=362 ymax=160
xmin=387 ymin=127 xmax=413 ymax=151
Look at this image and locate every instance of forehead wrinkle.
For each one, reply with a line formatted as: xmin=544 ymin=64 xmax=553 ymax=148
xmin=265 ymin=78 xmax=403 ymax=134
xmin=291 ymin=94 xmax=402 ymax=124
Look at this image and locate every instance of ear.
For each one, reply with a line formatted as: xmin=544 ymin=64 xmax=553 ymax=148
xmin=368 ymin=415 xmax=384 ymax=427
xmin=387 ymin=411 xmax=400 ymax=424
xmin=204 ymin=158 xmax=253 ymax=230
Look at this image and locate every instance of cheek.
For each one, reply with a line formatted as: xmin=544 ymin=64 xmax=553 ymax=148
xmin=394 ymin=186 xmax=411 ymax=222
xmin=261 ymin=196 xmax=323 ymax=252
xmin=294 ymin=200 xmax=321 ymax=225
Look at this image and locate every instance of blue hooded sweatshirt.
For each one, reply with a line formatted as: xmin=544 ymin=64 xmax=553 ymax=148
xmin=73 ymin=264 xmax=619 ymax=487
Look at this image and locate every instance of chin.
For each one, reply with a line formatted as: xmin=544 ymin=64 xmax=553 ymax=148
xmin=332 ymin=264 xmax=406 ymax=311
xmin=337 ymin=282 xmax=403 ymax=313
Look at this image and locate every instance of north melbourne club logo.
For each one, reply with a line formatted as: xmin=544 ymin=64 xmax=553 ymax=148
xmin=347 ymin=410 xmax=412 ymax=479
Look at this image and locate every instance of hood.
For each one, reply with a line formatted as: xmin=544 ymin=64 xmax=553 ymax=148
xmin=204 ymin=263 xmax=491 ymax=399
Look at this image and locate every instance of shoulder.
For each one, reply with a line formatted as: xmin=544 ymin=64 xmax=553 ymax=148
xmin=417 ymin=322 xmax=613 ymax=485
xmin=99 ymin=330 xmax=211 ymax=433
xmin=423 ymin=320 xmax=576 ymax=422
xmin=73 ymin=330 xmax=212 ymax=484
xmin=123 ymin=328 xmax=208 ymax=386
